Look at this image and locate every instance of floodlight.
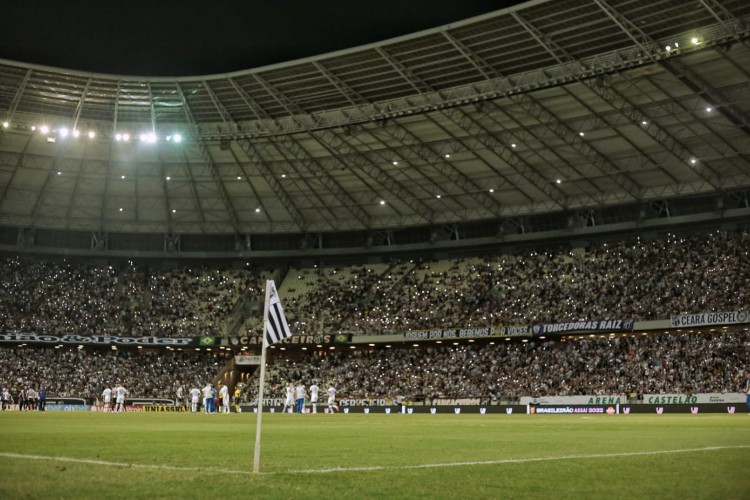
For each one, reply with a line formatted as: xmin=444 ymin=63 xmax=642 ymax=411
xmin=40 ymin=125 xmax=49 ymax=134
xmin=59 ymin=127 xmax=69 ymax=138
xmin=172 ymin=133 xmax=182 ymax=143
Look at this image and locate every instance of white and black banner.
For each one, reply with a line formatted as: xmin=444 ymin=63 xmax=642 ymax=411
xmin=531 ymin=319 xmax=634 ymax=336
xmin=669 ymin=311 xmax=748 ymax=328
xmin=0 ymin=332 xmax=195 ymax=346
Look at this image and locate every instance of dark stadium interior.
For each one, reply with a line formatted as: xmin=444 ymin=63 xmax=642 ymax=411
xmin=1 ymin=0 xmax=749 ymax=410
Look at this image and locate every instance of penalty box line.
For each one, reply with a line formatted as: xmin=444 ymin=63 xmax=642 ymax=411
xmin=1 ymin=446 xmax=748 ymax=476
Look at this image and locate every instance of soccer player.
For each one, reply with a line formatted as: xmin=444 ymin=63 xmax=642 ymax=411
xmin=189 ymin=386 xmax=201 ymax=413
xmin=309 ymin=381 xmax=320 ymax=414
xmin=219 ymin=383 xmax=230 ymax=414
xmin=37 ymin=387 xmax=46 ymax=412
xmin=102 ymin=386 xmax=112 ymax=412
xmin=1 ymin=388 xmax=10 ymax=411
xmin=282 ymin=383 xmax=294 ymax=414
xmin=327 ymin=384 xmax=339 ymax=413
xmin=202 ymin=383 xmax=214 ymax=414
xmin=176 ymin=384 xmax=185 ymax=410
xmin=295 ymin=382 xmax=306 ymax=414
xmin=18 ymin=387 xmax=27 ymax=411
xmin=233 ymin=386 xmax=242 ymax=413
xmin=114 ymin=383 xmax=127 ymax=413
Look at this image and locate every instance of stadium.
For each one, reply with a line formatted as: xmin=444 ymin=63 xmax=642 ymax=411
xmin=0 ymin=0 xmax=749 ymax=497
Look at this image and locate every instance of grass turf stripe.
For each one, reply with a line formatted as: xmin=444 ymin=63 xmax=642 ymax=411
xmin=2 ymin=445 xmax=749 ymax=475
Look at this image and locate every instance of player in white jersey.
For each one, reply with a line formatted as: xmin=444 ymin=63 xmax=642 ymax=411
xmin=114 ymin=384 xmax=127 ymax=412
xmin=102 ymin=387 xmax=112 ymax=412
xmin=282 ymin=383 xmax=294 ymax=413
xmin=294 ymin=383 xmax=306 ymax=414
xmin=189 ymin=386 xmax=201 ymax=413
xmin=219 ymin=384 xmax=230 ymax=414
xmin=309 ymin=382 xmax=320 ymax=414
xmin=202 ymin=384 xmax=214 ymax=414
xmin=327 ymin=385 xmax=339 ymax=413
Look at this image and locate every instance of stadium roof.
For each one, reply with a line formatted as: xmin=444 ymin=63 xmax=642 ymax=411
xmin=0 ymin=0 xmax=749 ymax=239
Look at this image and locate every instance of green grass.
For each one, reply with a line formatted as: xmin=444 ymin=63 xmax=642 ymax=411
xmin=0 ymin=411 xmax=748 ymax=499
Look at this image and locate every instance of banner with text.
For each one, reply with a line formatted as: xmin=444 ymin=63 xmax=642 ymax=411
xmin=402 ymin=325 xmax=529 ymax=342
xmin=520 ymin=395 xmax=626 ymax=405
xmin=531 ymin=319 xmax=634 ymax=336
xmin=669 ymin=311 xmax=748 ymax=328
xmin=643 ymin=393 xmax=746 ymax=404
xmin=0 ymin=332 xmax=197 ymax=347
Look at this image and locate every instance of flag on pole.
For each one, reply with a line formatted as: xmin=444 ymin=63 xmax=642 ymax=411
xmin=254 ymin=280 xmax=293 ymax=473
xmin=265 ymin=281 xmax=292 ymax=346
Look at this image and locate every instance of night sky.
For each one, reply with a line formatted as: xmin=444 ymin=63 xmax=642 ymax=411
xmin=0 ymin=1 xmax=518 ymax=76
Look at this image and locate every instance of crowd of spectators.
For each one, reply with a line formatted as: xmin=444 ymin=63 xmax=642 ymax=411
xmin=0 ymin=347 xmax=225 ymax=401
xmin=282 ymin=230 xmax=749 ymax=335
xmin=1 ymin=329 xmax=746 ymax=403
xmin=0 ymin=229 xmax=747 ymax=403
xmin=258 ymin=329 xmax=749 ymax=402
xmin=0 ymin=230 xmax=746 ymax=339
xmin=0 ymin=259 xmax=267 ymax=338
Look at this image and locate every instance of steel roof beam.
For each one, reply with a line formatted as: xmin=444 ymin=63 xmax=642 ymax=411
xmin=514 ymin=6 xmax=722 ymax=191
xmin=314 ymin=128 xmax=435 ymax=223
xmin=3 ymin=68 xmax=32 ymax=121
xmin=269 ymin=135 xmax=371 ymax=230
xmin=440 ymin=30 xmax=498 ymax=81
xmin=374 ymin=47 xmax=505 ymax=215
xmin=175 ymin=83 xmax=240 ymax=235
xmin=442 ymin=106 xmax=568 ymax=211
xmin=233 ymin=139 xmax=307 ymax=232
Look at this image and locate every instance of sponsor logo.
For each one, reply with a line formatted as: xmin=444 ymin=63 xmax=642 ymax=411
xmin=656 ymin=407 xmax=664 ymax=414
xmin=385 ymin=408 xmax=391 ymax=414
xmin=363 ymin=408 xmax=370 ymax=414
xmin=606 ymin=406 xmax=615 ymax=415
xmin=343 ymin=408 xmax=349 ymax=414
xmin=269 ymin=408 xmax=275 ymax=413
xmin=199 ymin=336 xmax=215 ymax=346
xmin=623 ymin=407 xmax=631 ymax=414
xmin=430 ymin=408 xmax=437 ymax=414
xmin=407 ymin=408 xmax=413 ymax=414
xmin=690 ymin=407 xmax=699 ymax=414
xmin=454 ymin=408 xmax=461 ymax=414
xmin=728 ymin=407 xmax=735 ymax=414
xmin=479 ymin=408 xmax=486 ymax=415
xmin=506 ymin=408 xmax=513 ymax=415
xmin=645 ymin=395 xmax=698 ymax=404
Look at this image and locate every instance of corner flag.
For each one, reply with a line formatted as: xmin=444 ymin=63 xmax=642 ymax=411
xmin=265 ymin=281 xmax=292 ymax=346
xmin=254 ymin=280 xmax=293 ymax=473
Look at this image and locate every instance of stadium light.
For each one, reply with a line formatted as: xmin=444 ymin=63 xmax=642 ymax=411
xmin=59 ymin=127 xmax=69 ymax=138
xmin=2 ymin=121 xmax=9 ymax=128
xmin=140 ymin=132 xmax=157 ymax=143
xmin=88 ymin=131 xmax=96 ymax=139
xmin=72 ymin=129 xmax=80 ymax=138
xmin=40 ymin=125 xmax=49 ymax=134
xmin=172 ymin=133 xmax=182 ymax=143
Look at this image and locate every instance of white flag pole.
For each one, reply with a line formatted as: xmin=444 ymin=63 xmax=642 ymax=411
xmin=252 ymin=280 xmax=273 ymax=474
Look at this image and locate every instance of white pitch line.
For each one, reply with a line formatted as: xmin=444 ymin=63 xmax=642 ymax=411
xmin=284 ymin=446 xmax=750 ymax=474
xmin=1 ymin=445 xmax=748 ymax=476
xmin=0 ymin=452 xmax=251 ymax=475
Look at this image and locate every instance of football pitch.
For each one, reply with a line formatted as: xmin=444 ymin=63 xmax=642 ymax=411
xmin=0 ymin=411 xmax=747 ymax=499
